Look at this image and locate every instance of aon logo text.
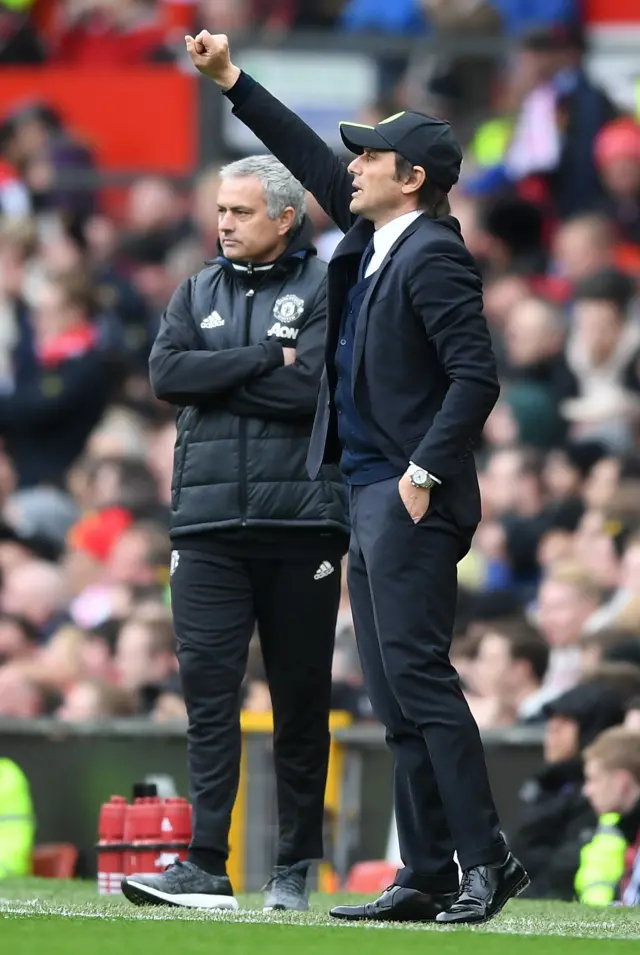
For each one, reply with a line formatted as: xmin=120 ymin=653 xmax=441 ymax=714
xmin=268 ymin=322 xmax=299 ymax=340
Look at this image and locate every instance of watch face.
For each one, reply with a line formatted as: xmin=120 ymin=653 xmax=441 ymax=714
xmin=412 ymin=470 xmax=428 ymax=486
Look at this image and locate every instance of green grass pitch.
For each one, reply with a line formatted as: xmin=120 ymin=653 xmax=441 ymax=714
xmin=1 ymin=878 xmax=639 ymax=955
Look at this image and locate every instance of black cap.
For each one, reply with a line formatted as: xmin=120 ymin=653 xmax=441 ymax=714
xmin=339 ymin=110 xmax=463 ymax=193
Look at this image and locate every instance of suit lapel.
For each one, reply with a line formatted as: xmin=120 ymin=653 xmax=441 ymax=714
xmin=352 ymin=215 xmax=424 ymax=385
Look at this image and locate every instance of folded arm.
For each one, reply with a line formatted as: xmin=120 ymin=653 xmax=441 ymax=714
xmin=227 ymin=285 xmax=327 ymax=420
xmin=149 ymin=278 xmax=284 ymax=406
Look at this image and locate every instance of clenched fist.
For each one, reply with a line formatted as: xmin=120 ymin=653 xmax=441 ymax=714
xmin=185 ymin=32 xmax=241 ymax=90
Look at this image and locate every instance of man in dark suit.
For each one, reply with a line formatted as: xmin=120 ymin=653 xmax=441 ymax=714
xmin=186 ymin=31 xmax=529 ymax=925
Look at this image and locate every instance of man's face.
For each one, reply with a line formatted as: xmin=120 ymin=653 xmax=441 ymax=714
xmin=505 ymin=299 xmax=562 ymax=367
xmin=348 ymin=150 xmax=412 ymax=223
xmin=573 ymin=301 xmax=624 ymax=365
xmin=544 ymin=714 xmax=579 ymax=763
xmin=217 ymin=176 xmax=293 ymax=263
xmin=0 ymin=618 xmax=33 ymax=666
xmin=601 ymin=158 xmax=640 ymax=200
xmin=115 ymin=622 xmax=153 ymax=690
xmin=583 ymin=759 xmax=628 ymax=815
xmin=537 ymin=579 xmax=596 ymax=647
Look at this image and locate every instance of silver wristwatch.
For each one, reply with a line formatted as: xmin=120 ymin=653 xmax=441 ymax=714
xmin=407 ymin=463 xmax=439 ymax=490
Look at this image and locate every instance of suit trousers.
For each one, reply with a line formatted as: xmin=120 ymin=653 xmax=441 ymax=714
xmin=348 ymin=477 xmax=506 ymax=892
xmin=170 ymin=548 xmax=341 ymax=875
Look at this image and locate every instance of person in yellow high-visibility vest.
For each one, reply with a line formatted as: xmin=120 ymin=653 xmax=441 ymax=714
xmin=577 ymin=727 xmax=640 ymax=905
xmin=0 ymin=758 xmax=34 ymax=878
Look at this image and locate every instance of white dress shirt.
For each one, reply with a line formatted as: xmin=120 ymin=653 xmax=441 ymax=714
xmin=364 ymin=210 xmax=422 ymax=278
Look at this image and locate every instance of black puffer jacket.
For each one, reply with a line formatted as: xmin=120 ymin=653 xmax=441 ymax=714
xmin=149 ymin=222 xmax=348 ymax=539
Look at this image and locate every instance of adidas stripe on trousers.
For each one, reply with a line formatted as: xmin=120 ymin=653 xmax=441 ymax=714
xmin=169 ymin=548 xmax=341 ymax=875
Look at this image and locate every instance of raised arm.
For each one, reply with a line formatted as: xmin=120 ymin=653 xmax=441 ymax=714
xmin=185 ymin=32 xmax=355 ymax=234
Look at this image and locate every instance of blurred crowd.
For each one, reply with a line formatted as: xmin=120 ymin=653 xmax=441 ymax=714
xmin=0 ymin=1 xmax=582 ymax=67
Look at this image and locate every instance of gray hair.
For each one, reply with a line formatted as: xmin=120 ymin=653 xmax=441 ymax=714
xmin=219 ymin=155 xmax=306 ymax=231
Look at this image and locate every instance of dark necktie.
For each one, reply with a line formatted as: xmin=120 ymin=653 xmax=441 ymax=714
xmin=358 ymin=237 xmax=375 ymax=283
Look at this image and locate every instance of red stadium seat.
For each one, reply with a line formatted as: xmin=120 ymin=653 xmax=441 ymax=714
xmin=345 ymin=861 xmax=397 ymax=894
xmin=33 ymin=843 xmax=79 ymax=879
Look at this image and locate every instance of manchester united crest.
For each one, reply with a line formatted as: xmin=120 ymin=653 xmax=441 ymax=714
xmin=273 ymin=294 xmax=305 ymax=324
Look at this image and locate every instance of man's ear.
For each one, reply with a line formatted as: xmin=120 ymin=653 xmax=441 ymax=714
xmin=277 ymin=207 xmax=296 ymax=236
xmin=400 ymin=165 xmax=426 ymax=197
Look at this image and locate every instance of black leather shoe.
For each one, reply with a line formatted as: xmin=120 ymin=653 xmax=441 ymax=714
xmin=435 ymin=853 xmax=529 ymax=925
xmin=330 ymin=885 xmax=458 ymax=922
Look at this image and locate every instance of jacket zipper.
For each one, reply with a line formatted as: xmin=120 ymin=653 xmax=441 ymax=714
xmin=239 ymin=278 xmax=255 ymax=525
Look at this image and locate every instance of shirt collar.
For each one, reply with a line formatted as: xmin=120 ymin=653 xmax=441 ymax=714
xmin=373 ymin=210 xmax=422 ymax=260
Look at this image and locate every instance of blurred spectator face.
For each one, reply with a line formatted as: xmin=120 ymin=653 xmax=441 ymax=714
xmin=601 ymin=157 xmax=640 ymax=200
xmin=573 ymin=512 xmax=620 ymax=589
xmin=537 ymin=529 xmax=575 ymax=569
xmin=625 ymin=706 xmax=640 ymax=731
xmin=583 ymin=757 xmax=637 ymax=816
xmin=483 ymin=400 xmax=519 ymax=447
xmin=198 ymin=0 xmax=249 ymax=32
xmin=0 ymin=664 xmax=42 ymax=718
xmin=544 ymin=450 xmax=581 ymax=499
xmin=63 ymin=547 xmax=104 ymax=598
xmin=10 ymin=117 xmax=49 ymax=164
xmin=537 ymin=578 xmax=599 ymax=648
xmin=84 ymin=215 xmax=119 ymax=266
xmin=57 ymin=678 xmax=137 ymax=722
xmin=80 ymin=633 xmax=114 ymax=681
xmin=572 ymin=300 xmax=624 ymax=366
xmin=32 ymin=276 xmax=88 ymax=344
xmin=514 ymin=49 xmax=558 ymax=95
xmin=57 ymin=681 xmax=104 ymax=723
xmin=115 ymin=621 xmax=151 ymax=689
xmin=127 ymin=178 xmax=180 ymax=232
xmin=553 ymin=217 xmax=614 ymax=282
xmin=105 ymin=526 xmax=164 ymax=587
xmin=0 ymin=614 xmax=37 ymax=666
xmin=115 ymin=620 xmax=174 ymax=689
xmin=474 ymin=633 xmax=513 ymax=698
xmin=192 ymin=167 xmax=220 ymax=240
xmin=583 ymin=457 xmax=620 ymax=510
xmin=505 ymin=298 xmax=563 ymax=367
xmin=2 ymin=560 xmax=64 ymax=629
xmin=481 ymin=449 xmax=540 ymax=516
xmin=544 ymin=714 xmax=579 ymax=763
xmin=485 ymin=273 xmax=530 ymax=321
xmin=620 ymin=542 xmax=640 ymax=593
xmin=153 ymin=691 xmax=187 ymax=723
xmin=42 ymin=234 xmax=85 ymax=273
xmin=217 ymin=175 xmax=295 ymax=263
xmin=595 ymin=120 xmax=640 ymax=201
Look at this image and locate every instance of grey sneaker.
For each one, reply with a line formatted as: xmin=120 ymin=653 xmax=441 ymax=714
xmin=122 ymin=860 xmax=238 ymax=910
xmin=263 ymin=861 xmax=311 ymax=911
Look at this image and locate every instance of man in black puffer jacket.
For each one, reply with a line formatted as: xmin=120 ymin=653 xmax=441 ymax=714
xmin=122 ymin=156 xmax=348 ymax=913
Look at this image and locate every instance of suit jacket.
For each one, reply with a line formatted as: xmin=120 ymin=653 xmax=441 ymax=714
xmin=227 ymin=73 xmax=500 ymax=528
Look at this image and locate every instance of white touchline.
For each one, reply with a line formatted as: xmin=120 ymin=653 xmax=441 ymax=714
xmin=0 ymin=900 xmax=637 ymax=939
